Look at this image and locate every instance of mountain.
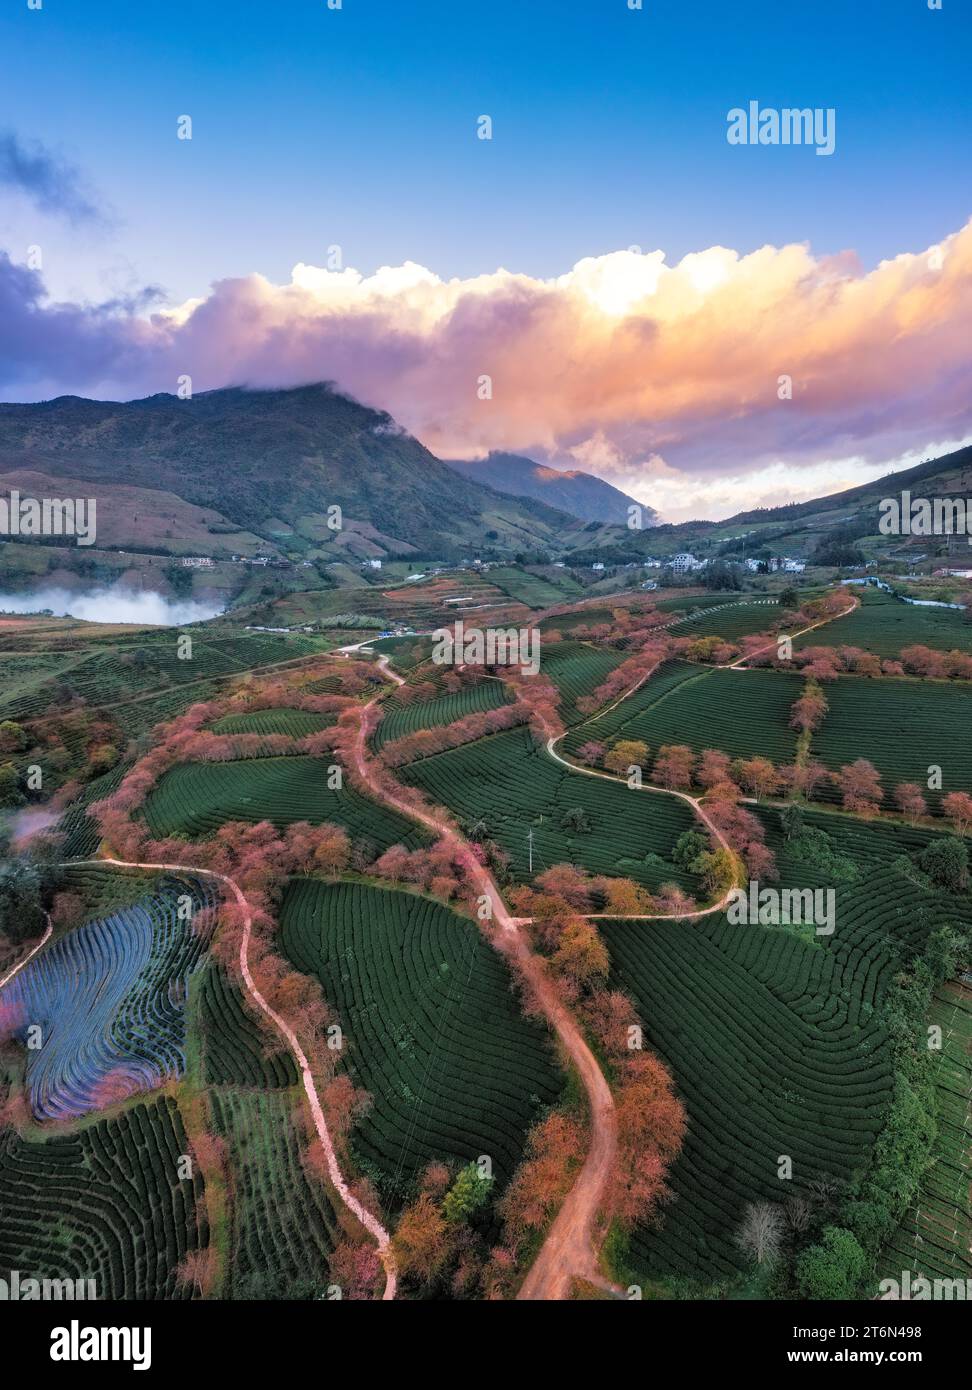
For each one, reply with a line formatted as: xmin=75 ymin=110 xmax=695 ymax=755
xmin=444 ymin=451 xmax=652 ymax=526
xmin=555 ymin=442 xmax=972 ymax=569
xmin=0 ymin=384 xmax=581 ymax=560
xmin=727 ymin=443 xmax=972 ymax=525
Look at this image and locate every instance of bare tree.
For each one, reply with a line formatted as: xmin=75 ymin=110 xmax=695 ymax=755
xmin=784 ymin=1194 xmax=812 ymax=1234
xmin=735 ymin=1201 xmax=784 ymax=1265
xmin=807 ymin=1174 xmax=842 ymax=1211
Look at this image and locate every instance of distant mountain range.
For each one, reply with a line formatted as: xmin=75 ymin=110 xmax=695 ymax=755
xmin=443 ymin=451 xmax=651 ymax=526
xmin=0 ymin=385 xmax=584 ymax=561
xmin=0 ymin=382 xmax=967 ymax=584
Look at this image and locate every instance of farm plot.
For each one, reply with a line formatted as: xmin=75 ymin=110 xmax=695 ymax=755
xmin=810 ymin=676 xmax=972 ymax=809
xmin=209 ymin=708 xmax=335 ymax=737
xmin=142 ymin=755 xmax=429 ymax=852
xmin=539 ymin=641 xmax=624 ymax=726
xmin=602 ymin=827 xmax=972 ymax=1287
xmin=563 ymin=661 xmax=802 ymax=766
xmin=0 ymin=1096 xmax=206 ymax=1299
xmin=653 ymin=593 xmax=738 ymax=613
xmin=667 ymin=599 xmax=778 ymax=641
xmin=486 ymin=566 xmax=579 ymax=608
xmin=795 ymin=588 xmax=972 ymax=658
xmin=372 ymin=679 xmax=514 ymax=753
xmin=279 ymin=880 xmax=563 ymax=1204
xmin=602 ymin=912 xmax=891 ymax=1283
xmin=538 ymin=606 xmax=616 ymax=634
xmin=0 ymin=874 xmax=216 ymax=1121
xmin=401 ymin=725 xmax=700 ymax=891
xmin=197 ymin=962 xmax=297 ymax=1089
xmin=210 ymin=1088 xmax=342 ymax=1299
xmin=58 ymin=760 xmax=131 ymax=858
xmin=875 ymin=980 xmax=971 ymax=1294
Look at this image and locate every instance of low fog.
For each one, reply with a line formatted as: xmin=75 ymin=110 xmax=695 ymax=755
xmin=0 ymin=586 xmax=223 ymax=626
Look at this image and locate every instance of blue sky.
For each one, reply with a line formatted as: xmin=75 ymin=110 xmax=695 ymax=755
xmin=1 ymin=0 xmax=969 ymax=303
xmin=0 ymin=0 xmax=969 ymax=518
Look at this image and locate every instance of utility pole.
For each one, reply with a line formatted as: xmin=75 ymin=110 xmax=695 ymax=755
xmin=527 ymin=828 xmax=533 ymax=874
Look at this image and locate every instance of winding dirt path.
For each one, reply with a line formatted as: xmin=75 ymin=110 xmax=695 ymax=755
xmin=70 ymin=856 xmax=398 ymax=1301
xmin=721 ymin=596 xmax=857 ymax=669
xmin=0 ymin=914 xmax=52 ymax=991
xmin=351 ymin=683 xmax=618 ymax=1300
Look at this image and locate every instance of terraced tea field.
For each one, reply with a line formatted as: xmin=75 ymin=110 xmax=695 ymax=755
xmin=1 ymin=875 xmax=217 ymax=1120
xmin=487 ymin=566 xmax=583 ymax=608
xmin=197 ymin=962 xmax=297 ymax=1089
xmin=0 ymin=1096 xmax=206 ymax=1299
xmin=602 ymin=813 xmax=972 ymax=1286
xmin=795 ymin=587 xmax=972 ymax=657
xmin=562 ymin=661 xmax=802 ymax=767
xmin=539 ymin=641 xmax=624 ymax=725
xmin=372 ymin=679 xmax=514 ymax=752
xmin=210 ymin=1088 xmax=342 ymax=1298
xmin=209 ymin=708 xmax=336 ymax=737
xmin=279 ymin=880 xmax=564 ymax=1203
xmin=142 ymin=755 xmax=429 ymax=850
xmin=811 ymin=675 xmax=972 ymax=808
xmin=875 ymin=980 xmax=971 ymax=1294
xmin=0 ymin=629 xmax=329 ymax=722
xmin=666 ymin=598 xmax=778 ymax=640
xmin=400 ymin=725 xmax=701 ymax=890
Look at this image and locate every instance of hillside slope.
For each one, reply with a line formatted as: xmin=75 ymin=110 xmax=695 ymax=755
xmin=444 ymin=451 xmax=652 ymax=526
xmin=0 ymin=385 xmax=580 ymax=558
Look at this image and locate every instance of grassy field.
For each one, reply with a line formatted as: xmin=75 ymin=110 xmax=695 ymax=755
xmin=604 ymin=807 xmax=972 ymax=1288
xmin=279 ymin=879 xmax=564 ymax=1204
xmin=562 ymin=661 xmax=802 ymax=767
xmin=795 ymin=588 xmax=972 ymax=657
xmin=400 ymin=725 xmax=701 ymax=891
xmin=142 ymin=755 xmax=429 ymax=851
xmin=811 ymin=675 xmax=972 ymax=808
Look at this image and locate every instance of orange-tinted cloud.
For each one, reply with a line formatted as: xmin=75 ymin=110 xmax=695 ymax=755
xmin=4 ymin=220 xmax=971 ymax=518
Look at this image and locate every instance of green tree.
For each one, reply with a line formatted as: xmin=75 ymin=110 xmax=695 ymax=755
xmin=0 ymin=762 xmax=24 ymax=809
xmin=0 ymin=859 xmax=46 ymax=945
xmin=673 ymin=829 xmax=708 ymax=870
xmin=0 ymin=720 xmax=27 ymax=754
xmin=795 ymin=1226 xmax=867 ymax=1300
xmin=916 ymin=836 xmax=968 ymax=893
xmin=442 ymin=1163 xmax=494 ymax=1224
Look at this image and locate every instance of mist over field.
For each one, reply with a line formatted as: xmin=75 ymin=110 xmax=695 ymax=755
xmin=0 ymin=586 xmax=222 ymax=626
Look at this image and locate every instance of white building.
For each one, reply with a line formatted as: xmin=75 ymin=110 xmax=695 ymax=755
xmin=182 ymin=556 xmax=215 ymax=569
xmin=366 ymin=558 xmax=382 ymax=569
xmin=671 ymin=552 xmax=704 ymax=572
